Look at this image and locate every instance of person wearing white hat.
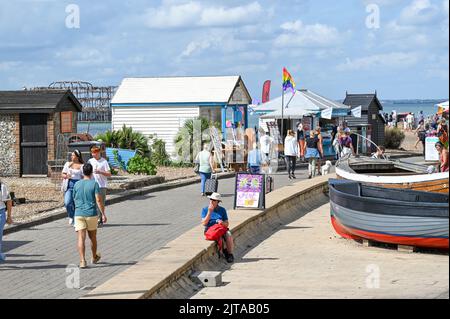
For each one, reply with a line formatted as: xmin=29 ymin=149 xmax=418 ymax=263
xmin=201 ymin=192 xmax=234 ymax=263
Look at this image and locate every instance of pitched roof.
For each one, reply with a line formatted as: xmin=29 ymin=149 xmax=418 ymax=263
xmin=343 ymin=93 xmax=382 ymax=111
xmin=0 ymin=90 xmax=82 ymax=113
xmin=111 ymin=76 xmax=251 ymax=105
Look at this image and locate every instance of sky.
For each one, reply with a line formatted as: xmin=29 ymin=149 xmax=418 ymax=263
xmin=0 ymin=0 xmax=448 ymax=100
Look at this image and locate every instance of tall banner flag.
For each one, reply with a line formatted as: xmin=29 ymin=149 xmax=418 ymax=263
xmin=282 ymin=67 xmax=296 ymax=93
xmin=351 ymin=105 xmax=362 ymax=118
xmin=321 ymin=108 xmax=333 ymax=120
xmin=262 ymin=80 xmax=271 ymax=103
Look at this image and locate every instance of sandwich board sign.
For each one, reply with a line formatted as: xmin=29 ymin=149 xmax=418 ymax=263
xmin=233 ymin=173 xmax=265 ymax=210
xmin=425 ymin=136 xmax=440 ymax=161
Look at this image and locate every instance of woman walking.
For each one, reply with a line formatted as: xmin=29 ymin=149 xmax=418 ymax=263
xmin=296 ymin=122 xmax=306 ymax=162
xmin=0 ymin=179 xmax=13 ymax=262
xmin=284 ymin=130 xmax=298 ymax=179
xmin=315 ymin=126 xmax=324 ymax=174
xmin=196 ymin=144 xmax=215 ymax=196
xmin=62 ymin=150 xmax=84 ymax=226
xmin=305 ymin=130 xmax=322 ymax=179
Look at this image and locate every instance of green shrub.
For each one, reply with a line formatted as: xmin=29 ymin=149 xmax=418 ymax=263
xmin=127 ymin=155 xmax=157 ymax=175
xmin=384 ymin=127 xmax=405 ymax=149
xmin=150 ymin=138 xmax=172 ymax=166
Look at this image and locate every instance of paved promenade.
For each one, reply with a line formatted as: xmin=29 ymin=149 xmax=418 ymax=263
xmin=192 ymin=203 xmax=449 ymax=299
xmin=0 ymin=170 xmax=303 ymax=299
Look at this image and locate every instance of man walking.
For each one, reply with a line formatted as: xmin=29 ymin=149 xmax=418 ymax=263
xmin=73 ymin=163 xmax=107 ymax=268
xmin=88 ymin=145 xmax=111 ymax=226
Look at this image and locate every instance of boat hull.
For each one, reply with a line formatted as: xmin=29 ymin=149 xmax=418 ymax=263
xmin=329 ymin=180 xmax=449 ymax=250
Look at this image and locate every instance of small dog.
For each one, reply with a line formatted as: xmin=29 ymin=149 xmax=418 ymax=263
xmin=321 ymin=160 xmax=333 ymax=175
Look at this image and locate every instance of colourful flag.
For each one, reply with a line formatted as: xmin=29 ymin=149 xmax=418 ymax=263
xmin=262 ymin=80 xmax=271 ymax=103
xmin=282 ymin=67 xmax=296 ymax=93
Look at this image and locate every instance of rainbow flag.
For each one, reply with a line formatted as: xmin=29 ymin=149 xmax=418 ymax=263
xmin=282 ymin=67 xmax=296 ymax=93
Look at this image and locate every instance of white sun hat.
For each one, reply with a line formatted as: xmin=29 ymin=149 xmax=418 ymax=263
xmin=208 ymin=192 xmax=222 ymax=202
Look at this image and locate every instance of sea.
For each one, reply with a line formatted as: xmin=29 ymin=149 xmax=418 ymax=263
xmin=380 ymin=100 xmax=446 ymax=117
xmin=77 ymin=121 xmax=111 ymax=137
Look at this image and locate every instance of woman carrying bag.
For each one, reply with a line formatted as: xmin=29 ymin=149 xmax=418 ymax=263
xmin=62 ymin=149 xmax=84 ymax=226
xmin=195 ymin=144 xmax=215 ymax=196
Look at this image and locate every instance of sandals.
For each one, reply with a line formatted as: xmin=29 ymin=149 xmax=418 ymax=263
xmin=91 ymin=253 xmax=101 ymax=264
xmin=79 ymin=260 xmax=87 ymax=269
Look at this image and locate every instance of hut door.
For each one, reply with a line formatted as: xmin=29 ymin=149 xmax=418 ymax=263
xmin=20 ymin=114 xmax=48 ymax=175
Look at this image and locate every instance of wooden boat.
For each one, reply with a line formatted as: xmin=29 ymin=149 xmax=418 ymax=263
xmin=335 ymin=156 xmax=449 ymax=193
xmin=329 ymin=179 xmax=449 ymax=250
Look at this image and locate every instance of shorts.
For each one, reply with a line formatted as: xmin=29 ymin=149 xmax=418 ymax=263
xmin=75 ymin=216 xmax=98 ymax=232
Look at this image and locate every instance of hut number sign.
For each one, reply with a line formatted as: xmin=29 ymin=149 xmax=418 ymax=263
xmin=234 ymin=173 xmax=265 ymax=210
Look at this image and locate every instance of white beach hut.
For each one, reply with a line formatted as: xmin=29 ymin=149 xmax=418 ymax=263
xmin=111 ymin=76 xmax=252 ymax=157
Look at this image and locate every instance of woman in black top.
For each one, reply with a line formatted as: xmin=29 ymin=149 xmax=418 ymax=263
xmin=305 ymin=130 xmax=323 ymax=179
xmin=297 ymin=122 xmax=306 ymax=162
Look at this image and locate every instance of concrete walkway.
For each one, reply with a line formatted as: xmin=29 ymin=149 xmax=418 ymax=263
xmin=0 ymin=170 xmax=304 ymax=299
xmin=192 ymin=203 xmax=449 ymax=299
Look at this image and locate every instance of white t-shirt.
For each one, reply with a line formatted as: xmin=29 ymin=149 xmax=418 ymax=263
xmin=406 ymin=114 xmax=414 ymax=124
xmin=62 ymin=162 xmax=84 ymax=180
xmin=88 ymin=157 xmax=111 ymax=188
xmin=260 ymin=135 xmax=273 ymax=154
xmin=284 ymin=136 xmax=298 ymax=156
xmin=0 ymin=182 xmax=11 ymax=210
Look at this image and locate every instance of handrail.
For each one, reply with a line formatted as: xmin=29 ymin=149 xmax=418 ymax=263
xmin=335 ymin=130 xmax=387 ymax=167
xmin=351 ymin=131 xmax=388 ymax=160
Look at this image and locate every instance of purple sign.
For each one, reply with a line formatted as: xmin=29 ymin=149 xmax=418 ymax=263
xmin=235 ymin=173 xmax=264 ymax=209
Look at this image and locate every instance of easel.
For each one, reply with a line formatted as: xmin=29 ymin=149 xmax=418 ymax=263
xmin=209 ymin=127 xmax=225 ymax=173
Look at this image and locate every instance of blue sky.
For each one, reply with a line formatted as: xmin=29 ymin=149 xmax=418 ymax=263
xmin=0 ymin=0 xmax=448 ymax=100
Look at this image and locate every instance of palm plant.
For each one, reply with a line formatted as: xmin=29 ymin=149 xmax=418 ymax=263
xmin=174 ymin=117 xmax=220 ymax=163
xmin=95 ymin=125 xmax=149 ymax=155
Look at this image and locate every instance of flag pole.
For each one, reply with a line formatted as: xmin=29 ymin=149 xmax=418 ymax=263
xmin=281 ymin=81 xmax=284 ymax=142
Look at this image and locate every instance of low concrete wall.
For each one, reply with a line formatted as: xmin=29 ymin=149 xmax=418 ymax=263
xmin=82 ymin=174 xmax=334 ymax=299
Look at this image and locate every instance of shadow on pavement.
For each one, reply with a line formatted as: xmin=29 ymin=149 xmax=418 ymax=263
xmin=2 ymin=240 xmax=32 ymax=252
xmin=237 ymin=257 xmax=279 ymax=263
xmin=101 ymin=223 xmax=170 ymax=228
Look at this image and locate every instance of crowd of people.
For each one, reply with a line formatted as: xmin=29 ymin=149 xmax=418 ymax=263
xmin=0 ymin=145 xmax=111 ymax=267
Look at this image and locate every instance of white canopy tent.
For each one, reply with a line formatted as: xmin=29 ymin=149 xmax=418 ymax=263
xmin=256 ymin=89 xmax=349 ymax=119
xmin=254 ymin=90 xmax=319 ymax=114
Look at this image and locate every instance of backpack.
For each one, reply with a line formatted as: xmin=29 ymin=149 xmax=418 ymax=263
xmin=205 ymin=223 xmax=228 ymax=255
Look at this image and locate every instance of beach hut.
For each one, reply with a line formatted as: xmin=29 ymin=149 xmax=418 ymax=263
xmin=343 ymin=92 xmax=386 ymax=151
xmin=110 ymin=76 xmax=251 ymax=157
xmin=0 ymin=90 xmax=82 ymax=176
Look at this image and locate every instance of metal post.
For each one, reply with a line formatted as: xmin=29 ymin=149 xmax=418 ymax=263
xmin=281 ymin=88 xmax=284 ymax=141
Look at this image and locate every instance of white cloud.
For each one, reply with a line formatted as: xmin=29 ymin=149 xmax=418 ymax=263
xmin=336 ymin=52 xmax=420 ymax=71
xmin=199 ymin=2 xmax=262 ymax=27
xmin=275 ymin=20 xmax=348 ymax=48
xmin=180 ymin=39 xmax=214 ymax=57
xmin=399 ymin=0 xmax=440 ymax=25
xmin=144 ymin=1 xmax=263 ymax=29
